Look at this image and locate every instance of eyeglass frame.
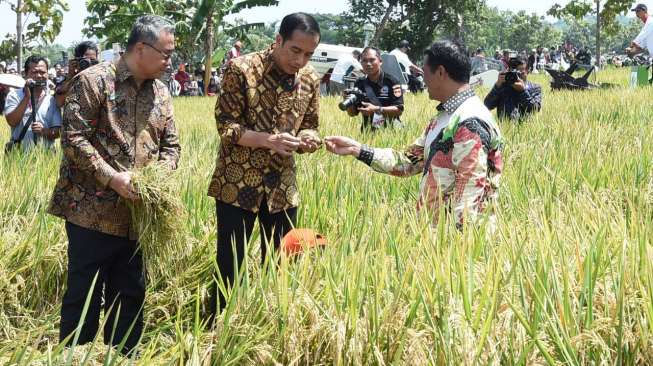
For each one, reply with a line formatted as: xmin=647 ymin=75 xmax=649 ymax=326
xmin=142 ymin=42 xmax=174 ymax=61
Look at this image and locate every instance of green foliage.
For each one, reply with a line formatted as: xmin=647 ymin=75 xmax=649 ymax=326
xmin=0 ymin=37 xmax=17 ymax=62
xmin=548 ymin=0 xmax=633 ymax=33
xmin=1 ymin=0 xmax=69 ymax=62
xmin=83 ymin=0 xmax=195 ymax=53
xmin=343 ymin=0 xmax=479 ymax=60
xmin=461 ymin=8 xmax=564 ymax=53
xmin=560 ymin=15 xmax=642 ymax=53
xmin=311 ymin=13 xmax=360 ymax=45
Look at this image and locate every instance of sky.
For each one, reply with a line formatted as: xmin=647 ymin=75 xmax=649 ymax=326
xmin=0 ymin=0 xmax=638 ymax=46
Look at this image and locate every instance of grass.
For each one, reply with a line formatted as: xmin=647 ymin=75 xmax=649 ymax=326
xmin=0 ymin=67 xmax=652 ymax=364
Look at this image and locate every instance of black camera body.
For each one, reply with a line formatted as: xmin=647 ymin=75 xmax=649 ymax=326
xmin=27 ymin=80 xmax=48 ymax=88
xmin=338 ymin=87 xmax=367 ymax=111
xmin=504 ymin=69 xmax=523 ymax=85
xmin=78 ymin=57 xmax=99 ymax=71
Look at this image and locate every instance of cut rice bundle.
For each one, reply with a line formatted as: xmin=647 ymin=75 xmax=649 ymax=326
xmin=127 ymin=163 xmax=189 ymax=284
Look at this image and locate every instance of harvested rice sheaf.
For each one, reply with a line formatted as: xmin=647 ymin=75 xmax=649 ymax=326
xmin=127 ymin=163 xmax=190 ymax=283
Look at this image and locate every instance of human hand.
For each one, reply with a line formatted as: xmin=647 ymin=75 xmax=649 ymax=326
xmin=358 ymin=101 xmax=378 ymax=116
xmin=23 ymin=79 xmax=33 ymax=98
xmin=495 ymin=73 xmax=506 ymax=87
xmin=109 ymin=172 xmax=138 ymax=201
xmin=298 ymin=134 xmax=322 ymax=153
xmin=512 ymin=79 xmax=526 ymax=92
xmin=324 ymin=136 xmax=362 ymax=157
xmin=31 ymin=121 xmax=46 ymax=136
xmin=68 ymin=59 xmax=80 ymax=78
xmin=266 ymin=132 xmax=301 ymax=156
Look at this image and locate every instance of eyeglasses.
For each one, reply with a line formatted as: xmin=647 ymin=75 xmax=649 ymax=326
xmin=142 ymin=42 xmax=174 ymax=61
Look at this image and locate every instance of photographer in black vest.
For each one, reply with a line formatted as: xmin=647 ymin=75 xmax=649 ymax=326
xmin=342 ymin=47 xmax=404 ymax=131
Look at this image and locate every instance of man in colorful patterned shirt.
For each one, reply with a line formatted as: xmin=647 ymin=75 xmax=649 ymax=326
xmin=207 ymin=13 xmax=322 ymax=317
xmin=48 ymin=16 xmax=180 ymax=354
xmin=326 ymin=40 xmax=503 ymax=228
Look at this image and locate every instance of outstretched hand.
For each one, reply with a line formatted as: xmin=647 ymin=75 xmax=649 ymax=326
xmin=324 ymin=136 xmax=362 ymax=157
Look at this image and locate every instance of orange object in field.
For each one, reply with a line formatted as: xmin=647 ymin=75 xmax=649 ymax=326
xmin=281 ymin=229 xmax=327 ymax=256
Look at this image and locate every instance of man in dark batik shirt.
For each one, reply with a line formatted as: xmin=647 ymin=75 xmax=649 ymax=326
xmin=207 ymin=12 xmax=322 ymax=317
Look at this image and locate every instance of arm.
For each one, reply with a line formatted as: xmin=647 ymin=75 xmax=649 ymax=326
xmin=158 ymin=93 xmax=181 ymax=169
xmin=296 ymin=77 xmax=321 ymax=154
xmin=483 ymin=85 xmax=502 ymax=111
xmin=382 ymin=83 xmax=404 ymax=118
xmin=4 ymin=89 xmax=29 ymax=128
xmin=42 ymin=100 xmax=63 ymax=140
xmin=633 ymin=23 xmax=652 ymax=51
xmin=517 ymin=84 xmax=542 ymax=114
xmin=366 ymin=138 xmax=425 ymax=177
xmin=61 ymin=74 xmax=117 ymax=188
xmin=215 ymin=63 xmax=299 ymax=155
xmin=325 ymin=134 xmax=426 ymax=178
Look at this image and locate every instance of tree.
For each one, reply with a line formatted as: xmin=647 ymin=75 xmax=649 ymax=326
xmin=84 ymin=0 xmax=278 ymax=94
xmin=343 ymin=0 xmax=480 ymax=60
xmin=191 ymin=0 xmax=278 ymax=95
xmin=548 ymin=0 xmax=633 ymax=66
xmin=1 ymin=0 xmax=69 ymax=71
xmin=84 ymin=0 xmax=197 ymax=60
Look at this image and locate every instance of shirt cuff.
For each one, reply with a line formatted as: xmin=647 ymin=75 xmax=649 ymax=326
xmin=356 ymin=144 xmax=374 ymax=166
xmin=94 ymin=161 xmax=118 ymax=188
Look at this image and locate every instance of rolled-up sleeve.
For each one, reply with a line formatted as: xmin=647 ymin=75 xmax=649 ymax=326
xmin=215 ymin=63 xmax=248 ymax=145
xmin=61 ymin=74 xmax=117 ymax=188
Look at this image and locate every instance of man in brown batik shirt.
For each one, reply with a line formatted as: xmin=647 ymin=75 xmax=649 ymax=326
xmin=207 ymin=12 xmax=322 ymax=317
xmin=48 ymin=16 xmax=180 ymax=354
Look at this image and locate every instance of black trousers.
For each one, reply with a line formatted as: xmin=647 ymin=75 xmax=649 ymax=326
xmin=210 ymin=199 xmax=296 ymax=317
xmin=60 ymin=222 xmax=145 ymax=353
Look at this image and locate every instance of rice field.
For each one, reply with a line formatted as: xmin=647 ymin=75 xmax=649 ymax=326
xmin=1 ymin=67 xmax=652 ymax=365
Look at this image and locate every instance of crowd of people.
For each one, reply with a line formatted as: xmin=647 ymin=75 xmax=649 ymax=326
xmin=1 ymin=2 xmax=653 ymax=357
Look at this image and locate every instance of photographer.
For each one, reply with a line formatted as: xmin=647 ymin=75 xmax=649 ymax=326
xmin=345 ymin=47 xmax=404 ymax=131
xmin=484 ymin=56 xmax=541 ymax=121
xmin=4 ymin=55 xmax=62 ymax=152
xmin=55 ymin=41 xmax=99 ymax=107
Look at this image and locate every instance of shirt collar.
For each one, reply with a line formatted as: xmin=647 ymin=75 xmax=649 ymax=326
xmin=436 ymin=88 xmax=475 ymax=114
xmin=367 ymin=71 xmax=385 ymax=86
xmin=263 ymin=43 xmax=295 ymax=80
xmin=114 ymin=57 xmax=134 ymax=83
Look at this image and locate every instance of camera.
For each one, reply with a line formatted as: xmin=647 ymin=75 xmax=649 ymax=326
xmin=78 ymin=57 xmax=99 ymax=71
xmin=27 ymin=80 xmax=47 ymax=88
xmin=504 ymin=70 xmax=523 ymax=85
xmin=338 ymin=88 xmax=366 ymax=111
